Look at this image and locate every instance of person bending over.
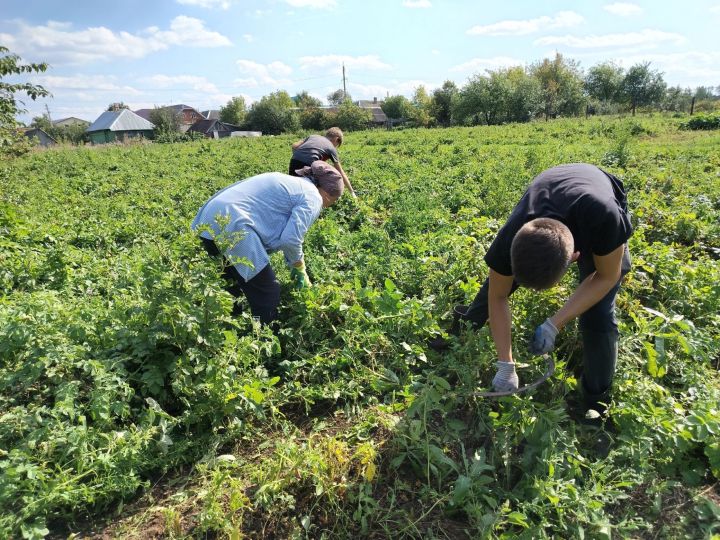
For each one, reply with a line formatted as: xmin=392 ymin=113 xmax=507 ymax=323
xmin=192 ymin=160 xmax=343 ymax=325
xmin=289 ymin=126 xmax=356 ymax=198
xmin=438 ymin=163 xmax=633 ymax=416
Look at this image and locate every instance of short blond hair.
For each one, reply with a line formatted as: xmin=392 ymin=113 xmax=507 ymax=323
xmin=511 ymin=218 xmax=574 ymax=290
xmin=325 ymin=127 xmax=343 ymax=145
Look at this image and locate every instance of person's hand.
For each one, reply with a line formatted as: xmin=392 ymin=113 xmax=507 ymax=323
xmin=290 ymin=260 xmax=312 ymax=289
xmin=350 ymin=190 xmax=358 ymax=199
xmin=492 ymin=361 xmax=519 ymax=392
xmin=529 ymin=318 xmax=558 ymax=355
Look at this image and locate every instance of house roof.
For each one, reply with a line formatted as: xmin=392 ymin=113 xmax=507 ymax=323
xmin=86 ymin=109 xmax=155 ymax=133
xmin=201 ymin=110 xmax=220 ymax=120
xmin=364 ymin=106 xmax=387 ymax=123
xmin=52 ymin=117 xmax=90 ymax=126
xmin=133 ymin=108 xmax=153 ymax=121
xmin=188 ymin=119 xmax=240 ymax=134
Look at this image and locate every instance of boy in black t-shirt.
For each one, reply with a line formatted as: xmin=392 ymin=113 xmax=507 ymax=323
xmin=441 ymin=163 xmax=632 ymax=416
xmin=289 ymin=127 xmax=357 ymax=198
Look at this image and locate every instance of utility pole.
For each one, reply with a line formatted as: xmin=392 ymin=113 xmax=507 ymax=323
xmin=44 ymin=103 xmax=52 ymax=122
xmin=342 ymin=63 xmax=347 ymax=101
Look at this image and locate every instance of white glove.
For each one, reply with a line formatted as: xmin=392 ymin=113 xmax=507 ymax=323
xmin=492 ymin=361 xmax=519 ymax=392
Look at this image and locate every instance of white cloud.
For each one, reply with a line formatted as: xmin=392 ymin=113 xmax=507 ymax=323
xmin=283 ymin=0 xmax=336 ymax=8
xmin=603 ymin=2 xmax=643 ymax=16
xmin=176 ymin=0 xmax=232 ymax=9
xmin=0 ymin=17 xmax=231 ymax=64
xmin=710 ymin=4 xmax=720 ymax=13
xmin=150 ymin=16 xmax=233 ymax=48
xmin=617 ymin=51 xmax=720 ymax=86
xmin=142 ymin=74 xmax=221 ymax=94
xmin=403 ymin=0 xmax=432 ymax=8
xmin=299 ymin=54 xmax=392 ymax=74
xmin=235 ymin=59 xmax=293 ymax=88
xmin=243 ymin=34 xmax=254 ymax=42
xmin=450 ymin=56 xmax=524 ymax=73
xmin=432 ymin=49 xmax=440 ymax=55
xmin=467 ymin=11 xmax=583 ymax=36
xmin=535 ymin=29 xmax=686 ymax=49
xmin=30 ymin=74 xmax=143 ymax=95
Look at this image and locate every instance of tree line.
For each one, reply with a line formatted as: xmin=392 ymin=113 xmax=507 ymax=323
xmin=218 ymin=53 xmax=719 ymax=134
xmin=3 ymin=46 xmax=719 ymax=158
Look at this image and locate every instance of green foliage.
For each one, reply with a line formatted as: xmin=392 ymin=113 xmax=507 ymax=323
xmin=149 ymin=106 xmax=183 ymax=135
xmin=430 ymin=80 xmax=459 ymax=127
xmin=530 ymin=53 xmax=586 ymax=120
xmin=1 ymin=115 xmax=719 ymax=539
xmin=334 ymin=100 xmax=372 ymax=131
xmin=620 ymin=62 xmax=667 ymax=116
xmin=245 ymin=90 xmax=299 ymax=134
xmin=219 ymin=96 xmax=246 ymax=125
xmin=382 ymin=95 xmax=413 ymax=120
xmin=682 ymin=113 xmax=720 ymax=130
xmin=0 ymin=46 xmax=50 ymax=158
xmin=585 ymin=61 xmax=624 ymax=103
xmin=293 ymin=91 xmax=323 ymax=109
xmin=327 ymin=89 xmax=351 ymax=106
xmin=299 ymin=107 xmax=331 ymax=130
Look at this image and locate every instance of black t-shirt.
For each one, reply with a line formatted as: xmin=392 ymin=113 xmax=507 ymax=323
xmin=291 ymin=134 xmax=339 ymax=165
xmin=484 ymin=163 xmax=633 ymax=276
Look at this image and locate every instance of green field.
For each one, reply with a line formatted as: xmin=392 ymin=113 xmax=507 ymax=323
xmin=1 ymin=116 xmax=719 ymax=539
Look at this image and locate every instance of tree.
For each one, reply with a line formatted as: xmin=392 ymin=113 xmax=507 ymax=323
xmin=502 ymin=66 xmax=542 ymax=123
xmin=430 ymin=80 xmax=458 ymax=126
xmin=245 ymin=90 xmax=299 ymax=134
xmin=327 ymin=89 xmax=351 ymax=106
xmin=107 ymin=102 xmax=129 ymax=112
xmin=299 ymin=107 xmax=330 ymax=130
xmin=219 ymin=96 xmax=246 ymax=125
xmin=585 ymin=62 xmax=624 ymax=103
xmin=663 ymin=86 xmax=693 ymax=112
xmin=333 ymin=100 xmax=371 ymax=131
xmin=620 ymin=62 xmax=666 ymax=116
xmin=149 ymin=106 xmax=183 ymax=134
xmin=409 ymin=85 xmax=433 ymax=127
xmin=1 ymin=46 xmax=50 ymax=157
xmin=452 ymin=73 xmax=508 ymax=125
xmin=30 ymin=114 xmax=52 ymax=131
xmin=293 ymin=91 xmax=323 ymax=109
xmin=381 ymin=95 xmax=412 ymax=120
xmin=530 ymin=53 xmax=585 ymax=120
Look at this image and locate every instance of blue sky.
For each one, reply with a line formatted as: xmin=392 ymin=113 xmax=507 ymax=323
xmin=2 ymin=0 xmax=719 ymax=123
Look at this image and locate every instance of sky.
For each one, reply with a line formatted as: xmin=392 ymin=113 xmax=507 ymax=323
xmin=2 ymin=0 xmax=720 ymax=124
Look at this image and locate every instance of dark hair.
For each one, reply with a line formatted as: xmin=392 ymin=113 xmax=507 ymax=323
xmin=510 ymin=218 xmax=574 ymax=290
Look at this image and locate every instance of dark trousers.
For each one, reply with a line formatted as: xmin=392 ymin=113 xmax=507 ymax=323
xmin=461 ymin=246 xmax=631 ymax=391
xmin=201 ymin=237 xmax=280 ymax=325
xmin=289 ymin=158 xmax=308 ymax=177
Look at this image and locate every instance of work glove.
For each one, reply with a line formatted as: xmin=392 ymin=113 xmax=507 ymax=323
xmin=492 ymin=361 xmax=519 ymax=392
xmin=290 ymin=260 xmax=311 ymax=289
xmin=529 ymin=318 xmax=558 ymax=355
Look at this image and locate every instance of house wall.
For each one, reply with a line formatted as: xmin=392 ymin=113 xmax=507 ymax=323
xmin=89 ymin=130 xmax=153 ymax=144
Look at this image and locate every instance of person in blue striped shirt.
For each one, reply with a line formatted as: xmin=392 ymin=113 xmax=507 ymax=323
xmin=192 ymin=160 xmax=344 ymax=325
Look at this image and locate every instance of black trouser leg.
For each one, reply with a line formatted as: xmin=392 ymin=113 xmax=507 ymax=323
xmin=289 ymin=158 xmax=308 ymax=177
xmin=238 ymin=264 xmax=280 ymax=325
xmin=200 ymin=237 xmax=280 ymax=325
xmin=577 ymin=246 xmax=631 ymax=399
xmin=458 ymin=277 xmax=521 ymax=331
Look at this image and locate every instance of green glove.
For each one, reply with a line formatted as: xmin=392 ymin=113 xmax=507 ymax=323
xmin=290 ymin=261 xmax=311 ymax=289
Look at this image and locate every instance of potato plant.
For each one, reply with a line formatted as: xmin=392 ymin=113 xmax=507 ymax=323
xmin=1 ymin=116 xmax=719 ymax=539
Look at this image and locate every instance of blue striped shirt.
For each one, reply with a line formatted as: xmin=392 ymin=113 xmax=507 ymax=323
xmin=192 ymin=172 xmax=323 ymax=280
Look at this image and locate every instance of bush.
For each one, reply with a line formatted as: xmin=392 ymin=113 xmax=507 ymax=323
xmin=682 ymin=113 xmax=720 ymax=130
